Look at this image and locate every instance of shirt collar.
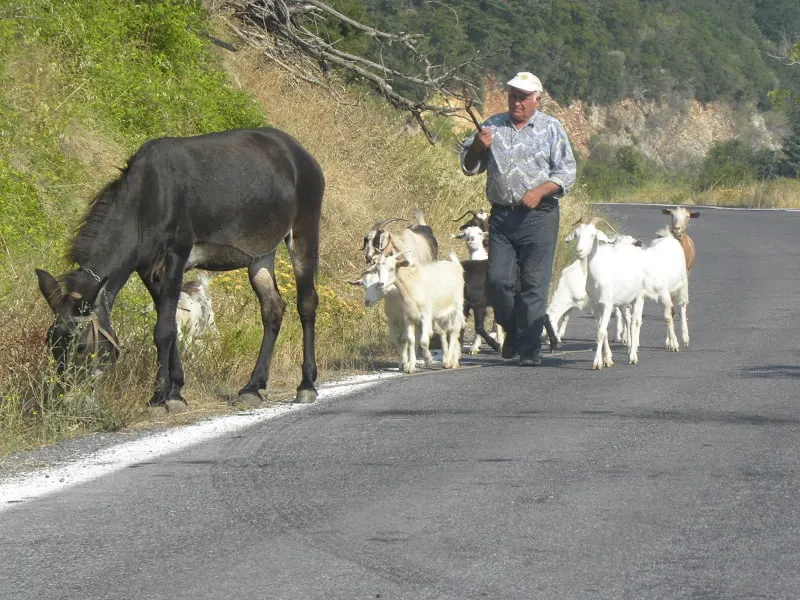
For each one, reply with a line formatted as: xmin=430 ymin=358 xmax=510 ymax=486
xmin=503 ymin=111 xmax=539 ymax=129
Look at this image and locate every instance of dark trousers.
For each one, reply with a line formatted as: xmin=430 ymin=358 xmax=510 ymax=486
xmin=487 ymin=200 xmax=559 ymax=355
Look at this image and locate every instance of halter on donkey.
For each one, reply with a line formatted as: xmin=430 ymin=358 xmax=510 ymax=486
xmin=36 ymin=127 xmax=324 ymax=411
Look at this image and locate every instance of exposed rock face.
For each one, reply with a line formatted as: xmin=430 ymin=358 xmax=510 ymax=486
xmin=478 ymin=88 xmax=785 ymax=172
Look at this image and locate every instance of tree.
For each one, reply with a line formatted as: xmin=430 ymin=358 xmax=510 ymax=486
xmin=781 ymin=101 xmax=800 ymax=177
xmin=223 ymin=0 xmax=483 ymax=142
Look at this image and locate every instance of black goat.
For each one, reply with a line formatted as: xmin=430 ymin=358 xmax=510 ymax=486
xmin=460 ymin=259 xmax=502 ymax=353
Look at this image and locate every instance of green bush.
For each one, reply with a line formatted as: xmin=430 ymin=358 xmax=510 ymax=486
xmin=695 ymin=139 xmax=782 ymax=190
xmin=580 ymin=144 xmax=659 ymax=199
xmin=14 ymin=0 xmax=264 ymax=145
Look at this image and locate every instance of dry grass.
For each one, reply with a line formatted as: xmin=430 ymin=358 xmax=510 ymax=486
xmin=612 ymin=177 xmax=800 ymax=210
xmin=0 ymin=44 xmax=596 ymax=455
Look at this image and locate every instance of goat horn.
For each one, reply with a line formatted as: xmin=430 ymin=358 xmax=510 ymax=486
xmin=373 ymin=217 xmax=408 ymax=230
xmin=451 ymin=210 xmax=477 ymax=222
xmin=594 ymin=217 xmax=619 ymax=234
xmin=571 ymin=217 xmax=584 ymax=226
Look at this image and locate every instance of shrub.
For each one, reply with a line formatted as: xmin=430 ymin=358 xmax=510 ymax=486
xmin=695 ymin=139 xmax=782 ymax=190
xmin=580 ymin=144 xmax=658 ymax=199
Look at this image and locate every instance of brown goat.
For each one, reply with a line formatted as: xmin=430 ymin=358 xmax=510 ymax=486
xmin=662 ymin=207 xmax=699 ymax=271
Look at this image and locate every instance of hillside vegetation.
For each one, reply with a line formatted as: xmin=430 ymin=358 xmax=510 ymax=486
xmin=356 ymin=0 xmax=800 ymax=107
xmin=2 ymin=1 xmax=797 ymax=456
xmin=0 ymin=0 xmax=590 ymax=454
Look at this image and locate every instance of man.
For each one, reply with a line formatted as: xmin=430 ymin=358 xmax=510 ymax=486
xmin=460 ymin=71 xmax=577 ymax=366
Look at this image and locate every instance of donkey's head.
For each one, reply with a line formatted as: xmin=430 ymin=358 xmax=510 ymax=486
xmin=35 ymin=268 xmax=120 ymax=377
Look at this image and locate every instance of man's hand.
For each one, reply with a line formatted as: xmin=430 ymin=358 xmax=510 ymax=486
xmin=463 ymin=127 xmax=493 ymax=172
xmin=473 ymin=126 xmax=493 ymax=150
xmin=521 ymin=188 xmax=543 ymax=209
xmin=521 ymin=182 xmax=561 ymax=209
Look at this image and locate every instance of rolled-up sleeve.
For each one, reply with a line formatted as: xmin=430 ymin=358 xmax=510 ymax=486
xmin=547 ymin=121 xmax=577 ymax=197
xmin=460 ymin=132 xmax=488 ymax=176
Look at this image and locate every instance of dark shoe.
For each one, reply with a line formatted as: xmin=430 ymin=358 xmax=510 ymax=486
xmin=501 ymin=338 xmax=517 ymax=359
xmin=518 ymin=351 xmax=542 ymax=367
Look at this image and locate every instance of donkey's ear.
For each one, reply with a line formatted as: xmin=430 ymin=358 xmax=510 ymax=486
xmin=35 ymin=268 xmax=64 ymax=314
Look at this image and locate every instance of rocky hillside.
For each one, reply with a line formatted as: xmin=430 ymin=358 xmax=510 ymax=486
xmin=477 ymin=87 xmax=785 ymax=172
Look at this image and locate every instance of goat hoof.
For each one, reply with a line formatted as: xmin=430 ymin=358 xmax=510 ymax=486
xmin=294 ymin=388 xmax=317 ymax=404
xmin=166 ymin=398 xmax=189 ymax=413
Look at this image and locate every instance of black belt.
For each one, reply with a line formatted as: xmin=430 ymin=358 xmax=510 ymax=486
xmin=493 ymin=197 xmax=558 ymax=212
xmin=493 ymin=203 xmax=527 ymax=211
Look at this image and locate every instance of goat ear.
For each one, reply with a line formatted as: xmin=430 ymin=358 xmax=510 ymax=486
xmin=347 ymin=279 xmax=365 ymax=287
xmin=452 ymin=232 xmax=465 ymax=239
xmin=661 ymin=208 xmax=673 ymax=215
xmin=36 ymin=268 xmax=65 ymax=314
xmin=596 ymin=230 xmax=611 ymax=243
xmin=690 ymin=211 xmax=700 ymax=219
xmin=564 ymin=230 xmax=576 ymax=242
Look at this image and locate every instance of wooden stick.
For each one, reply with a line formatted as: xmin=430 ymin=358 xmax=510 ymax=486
xmin=466 ymin=105 xmax=483 ymax=131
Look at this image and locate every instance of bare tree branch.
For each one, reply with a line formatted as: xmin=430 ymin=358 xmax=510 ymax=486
xmin=767 ymin=32 xmax=800 ymax=66
xmin=224 ymin=0 xmax=483 ymax=143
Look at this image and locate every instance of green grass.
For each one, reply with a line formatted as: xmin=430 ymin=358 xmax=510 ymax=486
xmin=1 ymin=0 xmax=796 ymax=458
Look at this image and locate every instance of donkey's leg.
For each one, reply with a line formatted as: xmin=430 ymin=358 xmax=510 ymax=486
xmin=240 ymin=253 xmax=285 ymax=407
xmin=288 ymin=224 xmax=321 ymax=404
xmin=140 ymin=257 xmax=187 ymax=410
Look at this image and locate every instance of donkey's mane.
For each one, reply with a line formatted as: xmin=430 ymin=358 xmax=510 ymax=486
xmin=67 ymin=167 xmax=128 ymax=266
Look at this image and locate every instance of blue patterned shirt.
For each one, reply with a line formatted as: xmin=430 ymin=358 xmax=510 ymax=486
xmin=460 ymin=110 xmax=577 ymax=207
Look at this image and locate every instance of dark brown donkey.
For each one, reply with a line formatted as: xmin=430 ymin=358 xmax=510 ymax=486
xmin=36 ymin=128 xmax=324 ymax=411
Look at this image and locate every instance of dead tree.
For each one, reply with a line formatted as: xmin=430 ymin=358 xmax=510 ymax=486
xmin=223 ymin=0 xmax=482 ymax=142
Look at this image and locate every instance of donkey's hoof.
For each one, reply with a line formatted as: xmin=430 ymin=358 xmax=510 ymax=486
xmin=166 ymin=398 xmax=189 ymax=413
xmin=147 ymin=404 xmax=168 ymax=417
xmin=237 ymin=391 xmax=264 ymax=409
xmin=294 ymin=388 xmax=317 ymax=404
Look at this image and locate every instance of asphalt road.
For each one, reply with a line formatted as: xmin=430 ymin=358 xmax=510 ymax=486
xmin=2 ymin=204 xmax=799 ymax=600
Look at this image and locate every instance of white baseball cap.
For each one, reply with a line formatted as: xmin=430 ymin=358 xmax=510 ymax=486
xmin=506 ymin=72 xmax=543 ymax=94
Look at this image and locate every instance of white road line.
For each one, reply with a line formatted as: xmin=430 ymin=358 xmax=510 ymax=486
xmin=0 ymin=371 xmax=401 ymax=511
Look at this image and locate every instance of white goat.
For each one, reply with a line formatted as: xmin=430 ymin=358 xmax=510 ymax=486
xmin=547 ymin=231 xmax=639 ymax=344
xmin=176 ymin=273 xmax=217 ymax=344
xmin=453 ymin=224 xmax=488 ymax=260
xmin=643 ymin=227 xmax=690 ymax=350
xmin=351 ymin=252 xmax=464 ymax=373
xmin=363 ymin=209 xmax=438 ymax=266
xmin=573 ymin=221 xmax=646 ymax=369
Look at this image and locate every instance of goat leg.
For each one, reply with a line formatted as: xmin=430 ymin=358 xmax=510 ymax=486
xmin=543 ymin=315 xmax=558 ymax=352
